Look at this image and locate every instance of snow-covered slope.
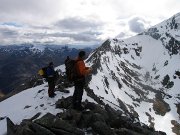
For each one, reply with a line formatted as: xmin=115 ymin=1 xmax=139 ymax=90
xmin=85 ymin=12 xmax=180 ymax=135
xmin=0 ymin=81 xmax=96 ymax=135
xmin=0 ymin=13 xmax=180 ymax=135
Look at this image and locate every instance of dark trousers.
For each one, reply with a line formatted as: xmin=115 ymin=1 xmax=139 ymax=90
xmin=47 ymin=79 xmax=55 ymax=97
xmin=73 ymin=79 xmax=85 ymax=108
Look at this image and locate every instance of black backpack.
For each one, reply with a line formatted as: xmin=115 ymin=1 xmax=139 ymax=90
xmin=65 ymin=58 xmax=79 ymax=82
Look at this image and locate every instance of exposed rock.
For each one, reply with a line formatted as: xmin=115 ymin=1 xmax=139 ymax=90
xmin=89 ymin=104 xmax=109 ymax=122
xmin=161 ymin=74 xmax=174 ymax=88
xmin=40 ymin=104 xmax=44 ymax=107
xmin=153 ymin=93 xmax=170 ymax=116
xmin=37 ymin=89 xmax=45 ymax=94
xmin=145 ymin=112 xmax=155 ymax=128
xmin=171 ymin=120 xmax=180 ymax=135
xmin=7 ymin=97 xmax=166 ymax=135
xmin=7 ymin=117 xmax=17 ymax=135
xmin=0 ymin=116 xmax=6 ymax=121
xmin=134 ymin=46 xmax=142 ymax=56
xmin=57 ymin=109 xmax=82 ymax=127
xmin=0 ymin=91 xmax=4 ymax=98
xmin=56 ymin=96 xmax=73 ymax=109
xmin=15 ymin=120 xmax=55 ymax=135
xmin=92 ymin=121 xmax=114 ymax=135
xmin=84 ymin=87 xmax=105 ymax=105
xmin=176 ymin=103 xmax=180 ymax=117
xmin=145 ymin=27 xmax=161 ymax=40
xmin=24 ymin=105 xmax=31 ymax=109
xmin=114 ymin=128 xmax=142 ymax=135
xmin=35 ymin=113 xmax=84 ymax=135
xmin=175 ymin=71 xmax=180 ymax=77
xmin=165 ymin=37 xmax=180 ymax=55
xmin=105 ymin=104 xmax=123 ymax=124
xmin=91 ymin=113 xmax=106 ymax=124
xmin=30 ymin=112 xmax=41 ymax=121
xmin=164 ymin=60 xmax=168 ymax=66
xmin=110 ymin=116 xmax=131 ymax=129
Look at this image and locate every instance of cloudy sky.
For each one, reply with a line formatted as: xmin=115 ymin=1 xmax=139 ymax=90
xmin=0 ymin=0 xmax=179 ymax=46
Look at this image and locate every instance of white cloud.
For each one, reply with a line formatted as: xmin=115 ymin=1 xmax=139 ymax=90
xmin=0 ymin=0 xmax=179 ymax=45
xmin=128 ymin=17 xmax=151 ymax=33
xmin=0 ymin=0 xmax=63 ymax=25
xmin=54 ymin=17 xmax=103 ymax=31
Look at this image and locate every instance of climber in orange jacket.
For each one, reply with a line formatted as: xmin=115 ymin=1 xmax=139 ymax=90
xmin=73 ymin=51 xmax=92 ymax=110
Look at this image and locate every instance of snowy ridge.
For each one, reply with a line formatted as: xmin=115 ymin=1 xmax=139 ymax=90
xmin=0 ymin=13 xmax=180 ymax=135
xmin=86 ymin=36 xmax=178 ymax=134
xmin=85 ymin=12 xmax=180 ymax=135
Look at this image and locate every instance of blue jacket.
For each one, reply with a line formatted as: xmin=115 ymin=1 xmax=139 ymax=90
xmin=46 ymin=66 xmax=55 ymax=78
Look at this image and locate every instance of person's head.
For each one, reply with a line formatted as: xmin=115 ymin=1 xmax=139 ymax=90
xmin=78 ymin=51 xmax=86 ymax=59
xmin=49 ymin=62 xmax=54 ymax=67
xmin=66 ymin=56 xmax=70 ymax=59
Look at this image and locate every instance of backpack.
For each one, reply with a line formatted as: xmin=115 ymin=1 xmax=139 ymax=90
xmin=38 ymin=67 xmax=48 ymax=78
xmin=65 ymin=58 xmax=79 ymax=82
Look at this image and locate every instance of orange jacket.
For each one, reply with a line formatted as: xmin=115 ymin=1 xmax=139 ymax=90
xmin=76 ymin=57 xmax=91 ymax=77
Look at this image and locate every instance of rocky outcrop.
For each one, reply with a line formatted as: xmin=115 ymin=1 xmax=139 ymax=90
xmin=7 ymin=97 xmax=166 ymax=135
xmin=0 ymin=91 xmax=4 ymax=98
xmin=153 ymin=93 xmax=170 ymax=116
xmin=171 ymin=120 xmax=180 ymax=135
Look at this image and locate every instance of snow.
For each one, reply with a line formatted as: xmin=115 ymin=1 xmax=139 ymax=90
xmin=152 ymin=108 xmax=177 ymax=135
xmin=30 ymin=45 xmax=45 ymax=52
xmin=55 ymin=64 xmax=65 ymax=72
xmin=0 ymin=82 xmax=96 ymax=135
xmin=1 ymin=13 xmax=180 ymax=135
xmin=0 ymin=84 xmax=60 ymax=135
xmin=87 ymin=17 xmax=180 ymax=134
xmin=118 ymin=34 xmax=179 ymax=135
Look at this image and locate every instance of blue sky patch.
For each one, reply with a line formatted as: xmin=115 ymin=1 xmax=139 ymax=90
xmin=1 ymin=22 xmax=23 ymax=27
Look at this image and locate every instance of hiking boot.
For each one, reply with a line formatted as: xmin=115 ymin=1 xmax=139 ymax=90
xmin=49 ymin=93 xmax=56 ymax=98
xmin=49 ymin=95 xmax=54 ymax=98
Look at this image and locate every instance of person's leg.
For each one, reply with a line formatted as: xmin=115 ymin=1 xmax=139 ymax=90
xmin=48 ymin=81 xmax=54 ymax=97
xmin=52 ymin=81 xmax=56 ymax=95
xmin=75 ymin=80 xmax=85 ymax=110
xmin=73 ymin=79 xmax=85 ymax=110
xmin=48 ymin=82 xmax=51 ymax=97
xmin=77 ymin=83 xmax=84 ymax=106
xmin=73 ymin=82 xmax=79 ymax=108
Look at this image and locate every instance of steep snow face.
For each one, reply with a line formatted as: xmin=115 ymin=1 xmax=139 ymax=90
xmin=86 ymin=13 xmax=180 ymax=135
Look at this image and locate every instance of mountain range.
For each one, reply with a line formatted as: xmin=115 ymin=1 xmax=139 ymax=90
xmin=0 ymin=45 xmax=94 ymax=94
xmin=0 ymin=13 xmax=180 ymax=135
